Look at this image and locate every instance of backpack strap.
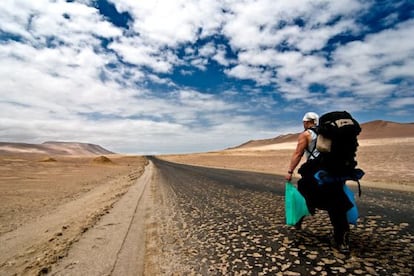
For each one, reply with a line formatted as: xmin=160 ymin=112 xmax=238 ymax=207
xmin=305 ymin=145 xmax=318 ymax=159
xmin=305 ymin=128 xmax=318 ymax=159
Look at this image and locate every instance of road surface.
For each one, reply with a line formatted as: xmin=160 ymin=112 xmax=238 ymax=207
xmin=147 ymin=157 xmax=413 ymax=275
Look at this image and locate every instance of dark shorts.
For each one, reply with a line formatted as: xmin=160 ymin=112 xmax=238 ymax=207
xmin=298 ymin=159 xmax=353 ymax=213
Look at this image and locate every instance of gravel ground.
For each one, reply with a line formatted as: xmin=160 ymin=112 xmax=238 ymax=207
xmin=149 ymin=158 xmax=413 ymax=275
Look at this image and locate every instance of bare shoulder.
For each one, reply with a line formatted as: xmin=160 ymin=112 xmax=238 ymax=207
xmin=300 ymin=129 xmax=312 ymax=144
xmin=301 ymin=130 xmax=311 ymax=138
xmin=297 ymin=131 xmax=309 ymax=143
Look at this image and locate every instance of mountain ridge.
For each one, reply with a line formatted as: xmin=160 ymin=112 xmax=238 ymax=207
xmin=232 ymin=120 xmax=414 ymax=149
xmin=0 ymin=141 xmax=114 ymax=156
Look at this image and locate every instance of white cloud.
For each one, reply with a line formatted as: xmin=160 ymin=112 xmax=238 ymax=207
xmin=109 ymin=37 xmax=178 ymax=73
xmin=222 ymin=0 xmax=363 ymax=51
xmin=190 ymin=57 xmax=208 ymax=71
xmin=226 ymin=12 xmax=414 ymax=107
xmin=0 ymin=0 xmax=413 ymax=154
xmin=198 ymin=42 xmax=216 ymax=57
xmin=212 ymin=45 xmax=231 ymax=66
xmin=389 ymin=97 xmax=414 ymax=109
xmin=0 ymin=30 xmax=251 ymax=153
xmin=0 ymin=0 xmax=121 ymax=47
xmin=226 ymin=64 xmax=274 ymax=86
xmin=321 ymin=19 xmax=414 ymax=101
xmin=113 ymin=0 xmax=224 ymax=45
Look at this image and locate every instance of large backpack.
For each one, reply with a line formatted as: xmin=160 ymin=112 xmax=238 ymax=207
xmin=316 ymin=111 xmax=361 ymax=176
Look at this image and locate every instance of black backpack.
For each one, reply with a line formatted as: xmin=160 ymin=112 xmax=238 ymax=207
xmin=316 ymin=111 xmax=361 ymax=176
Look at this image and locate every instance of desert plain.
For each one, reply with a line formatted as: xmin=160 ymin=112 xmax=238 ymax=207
xmin=0 ymin=121 xmax=413 ymax=274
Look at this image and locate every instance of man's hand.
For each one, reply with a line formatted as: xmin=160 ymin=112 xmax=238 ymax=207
xmin=285 ymin=171 xmax=293 ymax=181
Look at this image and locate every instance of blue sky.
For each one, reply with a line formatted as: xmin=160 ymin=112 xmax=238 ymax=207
xmin=0 ymin=0 xmax=413 ymax=154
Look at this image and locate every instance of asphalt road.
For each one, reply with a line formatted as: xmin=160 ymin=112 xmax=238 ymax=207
xmin=150 ymin=157 xmax=413 ymax=275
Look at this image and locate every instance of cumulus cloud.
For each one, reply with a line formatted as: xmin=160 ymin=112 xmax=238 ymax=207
xmin=0 ymin=0 xmax=413 ymax=153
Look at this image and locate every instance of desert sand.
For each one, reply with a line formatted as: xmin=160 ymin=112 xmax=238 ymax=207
xmin=0 ymin=153 xmax=147 ymax=275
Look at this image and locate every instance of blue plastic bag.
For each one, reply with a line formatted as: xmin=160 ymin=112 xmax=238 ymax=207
xmin=314 ymin=170 xmax=360 ymax=225
xmin=344 ymin=184 xmax=358 ymax=225
xmin=285 ymin=181 xmax=310 ymax=225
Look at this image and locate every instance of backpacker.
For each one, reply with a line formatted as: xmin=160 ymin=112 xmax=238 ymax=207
xmin=316 ymin=111 xmax=361 ymax=176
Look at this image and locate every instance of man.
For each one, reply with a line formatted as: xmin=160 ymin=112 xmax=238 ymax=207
xmin=285 ymin=112 xmax=320 ymax=182
xmin=285 ymin=112 xmax=320 ymax=228
xmin=286 ymin=112 xmax=352 ymax=253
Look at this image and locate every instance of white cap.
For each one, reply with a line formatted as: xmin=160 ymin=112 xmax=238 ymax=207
xmin=302 ymin=112 xmax=319 ymax=125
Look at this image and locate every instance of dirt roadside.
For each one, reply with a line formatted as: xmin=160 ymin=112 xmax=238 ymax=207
xmin=49 ymin=162 xmax=154 ymax=275
xmin=49 ymin=160 xmax=188 ymax=275
xmin=0 ymin=155 xmax=147 ymax=275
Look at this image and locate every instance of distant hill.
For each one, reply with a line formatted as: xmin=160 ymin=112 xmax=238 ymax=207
xmin=358 ymin=120 xmax=414 ymax=139
xmin=231 ymin=133 xmax=299 ymax=149
xmin=0 ymin=141 xmax=114 ymax=156
xmin=233 ymin=120 xmax=414 ymax=149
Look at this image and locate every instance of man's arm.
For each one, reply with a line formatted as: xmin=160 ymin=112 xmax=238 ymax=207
xmin=286 ymin=132 xmax=309 ymax=181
